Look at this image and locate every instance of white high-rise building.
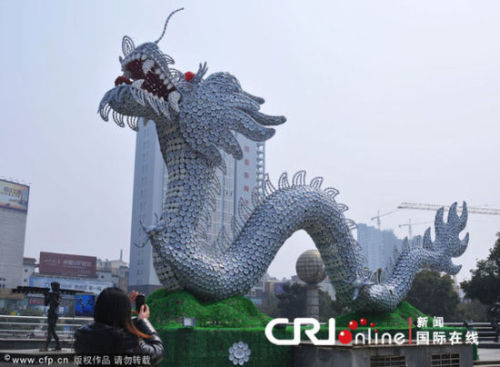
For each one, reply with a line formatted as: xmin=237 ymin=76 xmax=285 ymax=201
xmin=356 ymin=223 xmax=403 ymax=273
xmin=128 ymin=121 xmax=265 ymax=294
xmin=128 ymin=121 xmax=166 ymax=294
xmin=207 ymin=134 xmax=265 ymax=243
xmin=0 ymin=179 xmax=30 ymax=289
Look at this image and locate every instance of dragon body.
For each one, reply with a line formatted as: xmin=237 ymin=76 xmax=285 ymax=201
xmin=99 ymin=12 xmax=469 ymax=311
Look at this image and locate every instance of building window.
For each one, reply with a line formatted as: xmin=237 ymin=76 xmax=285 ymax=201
xmin=244 ymin=172 xmax=249 ymax=178
xmin=244 ymin=185 xmax=249 ymax=192
xmin=244 ymin=146 xmax=250 ymax=152
xmin=244 ymin=159 xmax=249 ymax=165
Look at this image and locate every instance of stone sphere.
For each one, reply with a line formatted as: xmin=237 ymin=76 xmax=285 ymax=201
xmin=296 ymin=249 xmax=326 ymax=284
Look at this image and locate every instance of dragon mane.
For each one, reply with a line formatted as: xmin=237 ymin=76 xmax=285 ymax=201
xmin=176 ymin=66 xmax=286 ymax=171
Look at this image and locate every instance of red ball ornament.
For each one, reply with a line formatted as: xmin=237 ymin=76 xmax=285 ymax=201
xmin=184 ymin=71 xmax=195 ymax=81
xmin=338 ymin=330 xmax=353 ymax=344
xmin=348 ymin=320 xmax=358 ymax=330
xmin=375 ymin=329 xmax=379 ymax=333
xmin=370 ymin=322 xmax=376 ymax=328
xmin=360 ymin=318 xmax=367 ymax=326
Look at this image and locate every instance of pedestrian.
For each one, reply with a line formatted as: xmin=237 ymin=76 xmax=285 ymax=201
xmin=74 ymin=287 xmax=164 ymax=365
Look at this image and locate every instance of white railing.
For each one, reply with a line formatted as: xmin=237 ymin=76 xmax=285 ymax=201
xmin=0 ymin=314 xmax=92 ymax=339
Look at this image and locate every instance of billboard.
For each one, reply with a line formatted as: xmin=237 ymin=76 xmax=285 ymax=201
xmin=0 ymin=179 xmax=29 ymax=212
xmin=29 ymin=275 xmax=112 ymax=295
xmin=39 ymin=252 xmax=97 ymax=278
xmin=75 ymin=294 xmax=96 ymax=317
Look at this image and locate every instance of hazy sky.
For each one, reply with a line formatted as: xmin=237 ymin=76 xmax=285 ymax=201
xmin=1 ymin=0 xmax=499 ymax=283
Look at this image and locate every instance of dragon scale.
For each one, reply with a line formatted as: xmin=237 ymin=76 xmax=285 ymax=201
xmin=99 ymin=11 xmax=469 ymax=312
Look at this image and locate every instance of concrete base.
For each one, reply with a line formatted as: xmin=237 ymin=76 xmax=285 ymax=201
xmin=293 ymin=343 xmax=473 ymax=367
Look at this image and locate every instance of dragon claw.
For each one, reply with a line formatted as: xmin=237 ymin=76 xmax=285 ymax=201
xmin=352 ymin=273 xmax=374 ymax=300
xmin=427 ymin=202 xmax=469 ymax=274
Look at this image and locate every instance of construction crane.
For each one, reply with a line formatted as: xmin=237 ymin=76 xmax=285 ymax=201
xmin=398 ymin=219 xmax=433 ymax=238
xmin=371 ymin=209 xmax=398 ymax=229
xmin=398 ymin=202 xmax=500 ymax=216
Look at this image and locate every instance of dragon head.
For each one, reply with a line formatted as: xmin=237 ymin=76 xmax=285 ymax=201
xmin=98 ymin=9 xmax=184 ymax=129
xmin=99 ymin=9 xmax=286 ymax=171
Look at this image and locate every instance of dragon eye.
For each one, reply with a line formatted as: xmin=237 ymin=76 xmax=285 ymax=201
xmin=184 ymin=71 xmax=195 ymax=82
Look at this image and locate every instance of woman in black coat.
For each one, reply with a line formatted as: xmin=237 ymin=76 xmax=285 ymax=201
xmin=74 ymin=287 xmax=164 ymax=365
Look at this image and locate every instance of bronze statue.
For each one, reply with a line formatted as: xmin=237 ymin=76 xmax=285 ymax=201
xmin=41 ymin=282 xmax=61 ymax=351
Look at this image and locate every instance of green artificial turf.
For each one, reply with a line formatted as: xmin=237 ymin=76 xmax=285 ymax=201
xmin=156 ymin=328 xmax=292 ymax=367
xmin=146 ymin=291 xmax=478 ymax=365
xmin=146 ymin=289 xmax=271 ymax=328
xmin=336 ymin=301 xmax=430 ymax=328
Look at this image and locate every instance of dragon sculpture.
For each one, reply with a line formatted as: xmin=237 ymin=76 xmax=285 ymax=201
xmin=98 ymin=9 xmax=469 ymax=312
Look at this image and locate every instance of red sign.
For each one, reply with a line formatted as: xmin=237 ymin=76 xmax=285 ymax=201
xmin=39 ymin=252 xmax=96 ymax=278
xmin=29 ymin=297 xmax=45 ymax=305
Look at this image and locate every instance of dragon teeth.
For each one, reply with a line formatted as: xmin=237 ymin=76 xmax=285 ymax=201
xmin=99 ymin=103 xmax=111 ymax=121
xmin=112 ymin=110 xmax=125 ymax=127
xmin=131 ymin=87 xmax=146 ymax=106
xmin=142 ymin=59 xmax=155 ymax=74
xmin=132 ymin=79 xmax=144 ymax=88
xmin=159 ymin=100 xmax=171 ymax=119
xmin=168 ymin=90 xmax=181 ymax=113
xmin=146 ymin=93 xmax=160 ymax=115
